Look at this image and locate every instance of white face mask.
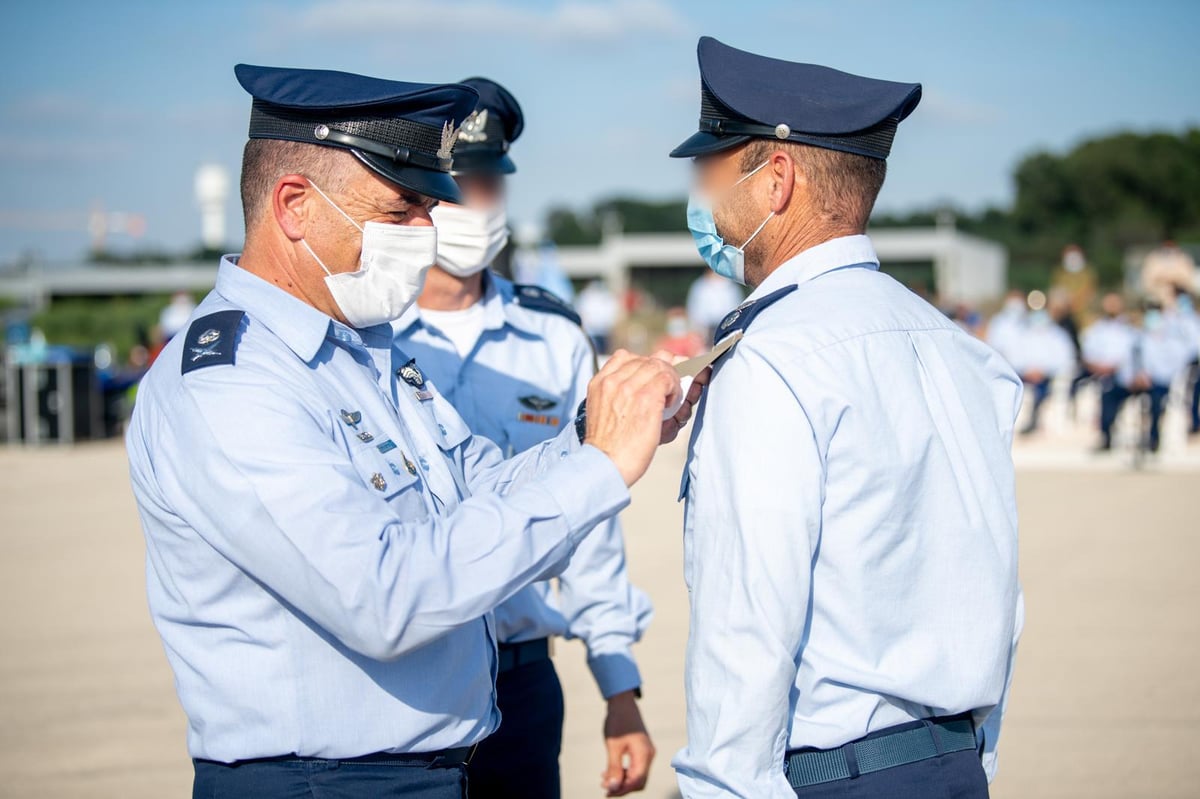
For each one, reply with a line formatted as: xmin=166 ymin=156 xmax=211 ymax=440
xmin=300 ymin=181 xmax=437 ymax=328
xmin=430 ymin=202 xmax=509 ymax=277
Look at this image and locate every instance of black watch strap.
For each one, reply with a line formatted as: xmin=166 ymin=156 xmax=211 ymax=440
xmin=573 ymin=399 xmax=588 ymax=444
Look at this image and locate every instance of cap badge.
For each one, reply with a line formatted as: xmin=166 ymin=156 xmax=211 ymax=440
xmin=458 ymin=109 xmax=489 ymax=144
xmin=438 ymin=120 xmax=461 ymax=160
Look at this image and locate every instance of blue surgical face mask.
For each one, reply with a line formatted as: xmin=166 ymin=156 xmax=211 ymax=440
xmin=686 ymin=160 xmax=774 ymax=285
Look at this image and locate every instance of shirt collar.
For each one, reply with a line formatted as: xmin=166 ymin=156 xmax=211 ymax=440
xmin=748 ymin=234 xmax=880 ymax=302
xmin=214 ymin=255 xmax=332 ymax=363
xmin=394 ymin=270 xmax=537 ymax=339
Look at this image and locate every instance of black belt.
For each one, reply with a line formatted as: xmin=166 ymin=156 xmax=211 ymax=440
xmin=785 ymin=714 xmax=977 ymax=789
xmin=497 ymin=637 xmax=550 ymax=673
xmin=197 ymin=746 xmax=476 ymax=769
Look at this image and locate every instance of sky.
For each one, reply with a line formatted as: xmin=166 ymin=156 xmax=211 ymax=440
xmin=1 ymin=0 xmax=1198 ymax=264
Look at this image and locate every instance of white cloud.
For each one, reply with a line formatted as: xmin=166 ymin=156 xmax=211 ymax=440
xmin=279 ymin=0 xmax=688 ymax=44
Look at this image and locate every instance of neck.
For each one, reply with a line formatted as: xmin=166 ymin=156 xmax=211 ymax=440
xmin=750 ymin=215 xmax=861 ymax=288
xmin=418 ymin=266 xmax=486 ymax=311
xmin=239 ymin=235 xmax=344 ymax=322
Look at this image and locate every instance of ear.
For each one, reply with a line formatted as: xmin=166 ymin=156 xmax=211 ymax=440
xmin=272 ymin=174 xmax=313 ymax=242
xmin=766 ymin=150 xmax=796 ymax=214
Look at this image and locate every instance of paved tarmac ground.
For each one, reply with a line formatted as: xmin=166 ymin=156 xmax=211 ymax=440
xmin=1 ymin=434 xmax=1198 ymax=798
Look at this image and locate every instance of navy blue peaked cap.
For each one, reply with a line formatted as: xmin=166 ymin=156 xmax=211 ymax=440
xmin=451 ymin=77 xmax=524 ymax=175
xmin=235 ymin=64 xmax=479 ymax=203
xmin=670 ymin=37 xmax=922 ymax=161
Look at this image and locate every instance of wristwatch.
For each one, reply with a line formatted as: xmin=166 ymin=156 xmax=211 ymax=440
xmin=574 ymin=399 xmax=588 ymax=444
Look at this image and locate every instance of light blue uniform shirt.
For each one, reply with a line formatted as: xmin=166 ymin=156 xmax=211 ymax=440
xmin=673 ymin=236 xmax=1024 ymax=799
xmin=1082 ymin=317 xmax=1135 ymax=370
xmin=126 ymin=257 xmax=630 ymax=763
xmin=393 ymin=272 xmax=652 ymax=698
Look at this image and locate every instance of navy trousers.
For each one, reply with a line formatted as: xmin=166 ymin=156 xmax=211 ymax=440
xmin=794 ymin=749 xmax=989 ymax=798
xmin=192 ymin=756 xmax=467 ymax=798
xmin=467 ymin=656 xmax=565 ymax=799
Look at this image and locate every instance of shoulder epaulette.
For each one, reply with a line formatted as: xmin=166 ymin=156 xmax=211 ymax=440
xmin=713 ymin=285 xmax=798 ymax=345
xmin=512 ymin=284 xmax=582 ymax=327
xmin=181 ymin=310 xmax=245 ymax=375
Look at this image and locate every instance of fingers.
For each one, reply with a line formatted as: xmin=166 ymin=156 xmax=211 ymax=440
xmin=601 ymin=739 xmax=626 ymax=795
xmin=623 ymin=735 xmax=654 ymax=794
xmin=602 ymin=735 xmax=654 ymax=796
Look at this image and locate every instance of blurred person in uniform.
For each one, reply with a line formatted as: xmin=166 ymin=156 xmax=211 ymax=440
xmin=985 ymin=290 xmax=1027 ymax=365
xmin=686 ymin=268 xmax=743 ymax=341
xmin=669 ymin=37 xmax=1021 ymax=799
xmin=159 ymin=290 xmax=197 ymax=341
xmin=1050 ymin=244 xmax=1097 ymax=317
xmin=1081 ymin=293 xmax=1135 ymax=451
xmin=394 ymin=78 xmax=655 ymax=799
xmin=577 ymin=279 xmax=621 ymax=354
xmin=1166 ymin=289 xmax=1200 ymax=435
xmin=1012 ymin=307 xmax=1075 ymax=435
xmin=125 ymin=65 xmax=699 ymax=799
xmin=1141 ymin=240 xmax=1197 ymax=309
xmin=1048 ymin=288 xmax=1086 ymax=408
xmin=656 ymin=306 xmax=706 ymax=359
xmin=1118 ymin=304 xmax=1191 ymax=452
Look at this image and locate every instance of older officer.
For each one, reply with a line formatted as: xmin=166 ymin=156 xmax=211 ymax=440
xmin=125 ymin=65 xmax=696 ymax=799
xmin=669 ymin=38 xmax=1023 ymax=798
xmin=395 ymin=77 xmax=655 ymax=798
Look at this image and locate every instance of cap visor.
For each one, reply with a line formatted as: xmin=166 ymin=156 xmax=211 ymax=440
xmin=450 ymin=151 xmax=516 ymax=175
xmin=353 ymin=151 xmax=463 ymax=204
xmin=669 ymin=131 xmax=751 ymax=158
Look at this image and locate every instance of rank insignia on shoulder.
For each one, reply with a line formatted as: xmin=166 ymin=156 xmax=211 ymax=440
xmin=519 ymin=395 xmax=558 ymax=411
xmin=181 ymin=310 xmax=244 ymax=375
xmin=397 ymin=359 xmax=425 ymax=388
xmin=513 ymin=284 xmax=583 ymax=326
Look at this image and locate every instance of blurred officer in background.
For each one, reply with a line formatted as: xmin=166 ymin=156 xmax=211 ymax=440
xmin=1118 ymin=304 xmax=1190 ymax=453
xmin=1166 ymin=290 xmax=1200 ymax=435
xmin=126 ymin=65 xmax=696 ymax=799
xmin=668 ymin=37 xmax=1022 ymax=799
xmin=985 ymin=289 xmax=1027 ymax=366
xmin=687 ymin=268 xmax=744 ymax=342
xmin=394 ymin=78 xmax=655 ymax=799
xmin=1082 ymin=293 xmax=1136 ymax=451
xmin=1012 ymin=307 xmax=1076 ymax=435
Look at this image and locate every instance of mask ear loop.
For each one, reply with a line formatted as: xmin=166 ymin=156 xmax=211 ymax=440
xmin=735 ymin=210 xmax=775 ymax=252
xmin=307 ymin=180 xmax=364 ymax=233
xmin=301 ymin=179 xmax=365 ymax=277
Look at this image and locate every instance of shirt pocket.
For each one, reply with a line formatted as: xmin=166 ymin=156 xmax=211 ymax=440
xmin=347 ymin=445 xmax=429 ymax=520
xmin=502 ymin=398 xmax=565 ymax=455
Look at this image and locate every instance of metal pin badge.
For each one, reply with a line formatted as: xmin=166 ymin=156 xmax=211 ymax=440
xmin=403 ymin=455 xmax=418 ymax=476
xmin=370 ymin=473 xmax=387 ymax=491
xmin=397 ymin=359 xmax=425 ymax=388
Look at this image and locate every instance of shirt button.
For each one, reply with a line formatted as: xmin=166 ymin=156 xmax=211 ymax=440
xmin=419 ymin=456 xmax=431 ymax=471
xmin=437 ymin=424 xmax=447 ymax=436
xmin=560 ymin=450 xmax=568 ymax=459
